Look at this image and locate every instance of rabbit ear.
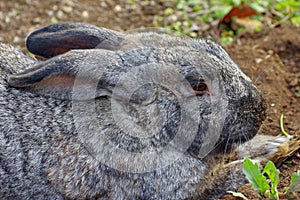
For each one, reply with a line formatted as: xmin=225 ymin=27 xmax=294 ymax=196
xmin=26 ymin=22 xmax=125 ymax=58
xmin=8 ymin=49 xmax=117 ymax=100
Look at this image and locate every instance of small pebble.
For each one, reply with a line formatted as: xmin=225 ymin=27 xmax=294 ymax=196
xmin=265 ymin=54 xmax=271 ymax=59
xmin=291 ymin=160 xmax=298 ymax=165
xmin=286 ymin=110 xmax=293 ymax=115
xmin=114 ymin=5 xmax=122 ymax=12
xmin=189 ymin=23 xmax=199 ymax=32
xmin=279 ymin=46 xmax=286 ymax=51
xmin=64 ymin=0 xmax=74 ymax=7
xmin=168 ymin=14 xmax=177 ymax=22
xmin=282 ymin=164 xmax=288 ymax=169
xmin=82 ymin=11 xmax=89 ymax=18
xmin=5 ymin=16 xmax=10 ymax=24
xmin=46 ymin=10 xmax=54 ymax=16
xmin=197 ymin=23 xmax=209 ymax=32
xmin=62 ymin=6 xmax=73 ymax=13
xmin=183 ymin=21 xmax=189 ymax=27
xmin=13 ymin=36 xmax=21 ymax=44
xmin=289 ymin=79 xmax=298 ymax=87
xmin=56 ymin=10 xmax=64 ymax=19
xmin=32 ymin=17 xmax=41 ymax=24
xmin=100 ymin=2 xmax=108 ymax=8
xmin=52 ymin=5 xmax=58 ymax=11
xmin=255 ymin=58 xmax=263 ymax=64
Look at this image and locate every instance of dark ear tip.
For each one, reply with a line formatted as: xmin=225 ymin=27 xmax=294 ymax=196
xmin=7 ymin=75 xmax=21 ymax=87
xmin=26 ymin=22 xmax=125 ymax=58
xmin=26 ymin=22 xmax=100 ymax=58
xmin=8 ymin=73 xmax=44 ymax=87
xmin=26 ymin=24 xmax=69 ymax=58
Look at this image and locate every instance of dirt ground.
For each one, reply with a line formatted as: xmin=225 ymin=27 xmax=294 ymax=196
xmin=0 ymin=1 xmax=299 ymax=199
xmin=220 ymin=25 xmax=300 ymax=200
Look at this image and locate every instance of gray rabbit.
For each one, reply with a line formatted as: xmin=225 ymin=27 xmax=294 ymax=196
xmin=0 ymin=22 xmax=286 ymax=199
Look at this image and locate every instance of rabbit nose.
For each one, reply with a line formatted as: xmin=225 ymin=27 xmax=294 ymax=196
xmin=246 ymin=85 xmax=266 ymax=122
xmin=235 ymin=85 xmax=266 ymax=122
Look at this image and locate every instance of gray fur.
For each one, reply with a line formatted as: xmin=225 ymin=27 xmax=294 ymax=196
xmin=0 ymin=23 xmax=273 ymax=199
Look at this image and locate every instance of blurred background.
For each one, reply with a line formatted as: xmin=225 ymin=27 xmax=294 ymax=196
xmin=1 ymin=0 xmax=299 ymax=49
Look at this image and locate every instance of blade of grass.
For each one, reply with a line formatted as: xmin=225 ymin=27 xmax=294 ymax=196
xmin=280 ymin=114 xmax=290 ymax=137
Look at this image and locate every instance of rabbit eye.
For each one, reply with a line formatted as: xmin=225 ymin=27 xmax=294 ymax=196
xmin=190 ymin=81 xmax=209 ymax=95
xmin=185 ymin=73 xmax=209 ymax=95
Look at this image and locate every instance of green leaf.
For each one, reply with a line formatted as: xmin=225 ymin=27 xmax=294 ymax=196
xmin=287 ymin=0 xmax=300 ymax=9
xmin=187 ymin=0 xmax=200 ymax=6
xmin=176 ymin=0 xmax=186 ymax=10
xmin=232 ymin=0 xmax=241 ymax=6
xmin=288 ymin=170 xmax=300 ymax=193
xmin=250 ymin=3 xmax=265 ymax=13
xmin=170 ymin=21 xmax=182 ymax=32
xmin=193 ymin=6 xmax=201 ymax=12
xmin=243 ymin=158 xmax=270 ymax=195
xmin=164 ymin=8 xmax=174 ymax=15
xmin=263 ymin=161 xmax=280 ymax=200
xmin=50 ymin=16 xmax=58 ymax=24
xmin=291 ymin=16 xmax=300 ymax=24
xmin=220 ymin=35 xmax=234 ymax=45
xmin=275 ymin=2 xmax=286 ymax=11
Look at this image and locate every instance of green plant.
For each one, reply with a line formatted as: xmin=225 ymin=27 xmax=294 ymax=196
xmin=285 ymin=170 xmax=300 ymax=198
xmin=243 ymin=158 xmax=300 ymax=199
xmin=243 ymin=158 xmax=278 ymax=199
xmin=220 ymin=31 xmax=234 ymax=45
xmin=153 ymin=0 xmax=233 ymax=38
xmin=153 ymin=0 xmax=300 ymax=40
xmin=274 ymin=0 xmax=300 ymax=25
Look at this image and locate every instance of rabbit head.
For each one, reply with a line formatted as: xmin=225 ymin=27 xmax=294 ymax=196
xmin=8 ymin=23 xmax=265 ymax=166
